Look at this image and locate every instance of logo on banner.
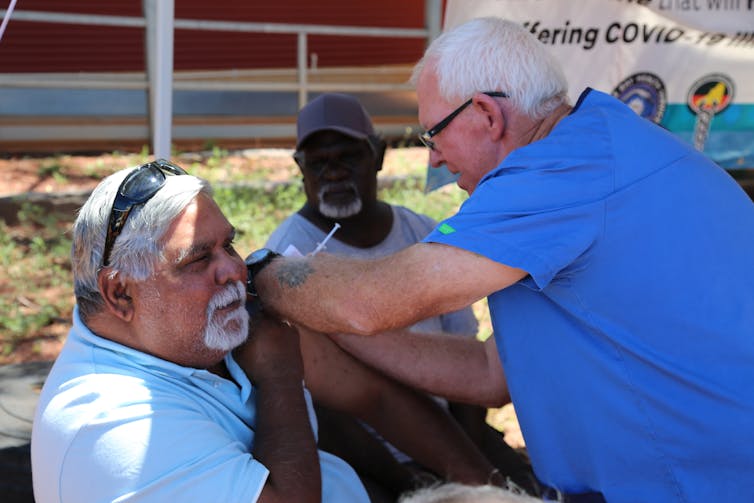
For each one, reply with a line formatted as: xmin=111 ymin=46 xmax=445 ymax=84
xmin=687 ymin=74 xmax=735 ymax=152
xmin=611 ymin=72 xmax=667 ymax=124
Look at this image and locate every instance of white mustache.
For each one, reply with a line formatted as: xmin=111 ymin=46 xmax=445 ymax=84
xmin=319 ymin=181 xmax=358 ymax=198
xmin=203 ymin=280 xmax=249 ymax=352
xmin=318 ymin=181 xmax=362 ymax=219
xmin=208 ymin=280 xmax=245 ymax=313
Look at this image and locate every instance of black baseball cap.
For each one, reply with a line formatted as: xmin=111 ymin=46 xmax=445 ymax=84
xmin=296 ymin=93 xmax=375 ymax=150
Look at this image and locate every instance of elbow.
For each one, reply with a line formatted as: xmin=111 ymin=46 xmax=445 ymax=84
xmin=340 ymin=305 xmax=386 ymax=336
xmin=480 ymin=392 xmax=510 ymax=409
xmin=262 ymin=484 xmax=320 ymax=503
xmin=475 ymin=378 xmax=510 ymax=408
xmin=345 ymin=320 xmax=381 ymax=337
xmin=446 ymin=384 xmax=509 ymax=409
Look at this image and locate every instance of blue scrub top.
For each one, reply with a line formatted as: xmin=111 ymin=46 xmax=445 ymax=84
xmin=425 ymin=89 xmax=754 ymax=502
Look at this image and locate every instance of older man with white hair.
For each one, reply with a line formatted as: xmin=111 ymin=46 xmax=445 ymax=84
xmin=31 ymin=159 xmax=366 ymax=503
xmin=31 ymin=159 xmax=498 ymax=503
xmin=251 ymin=17 xmax=754 ymax=503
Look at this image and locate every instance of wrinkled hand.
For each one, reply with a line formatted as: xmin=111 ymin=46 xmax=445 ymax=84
xmin=233 ymin=313 xmax=304 ymax=387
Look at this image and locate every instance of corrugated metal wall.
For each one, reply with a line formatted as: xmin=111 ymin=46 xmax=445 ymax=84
xmin=0 ymin=0 xmax=428 ymax=73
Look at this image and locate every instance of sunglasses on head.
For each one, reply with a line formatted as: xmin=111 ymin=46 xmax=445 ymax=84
xmin=418 ymin=91 xmax=509 ymax=151
xmin=101 ymin=159 xmax=187 ymax=267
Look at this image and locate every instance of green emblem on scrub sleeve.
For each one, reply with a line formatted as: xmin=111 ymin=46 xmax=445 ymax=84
xmin=438 ymin=223 xmax=456 ymax=235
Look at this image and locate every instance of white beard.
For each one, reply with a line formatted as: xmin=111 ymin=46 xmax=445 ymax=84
xmin=203 ymin=280 xmax=249 ymax=351
xmin=318 ymin=182 xmax=362 ymax=219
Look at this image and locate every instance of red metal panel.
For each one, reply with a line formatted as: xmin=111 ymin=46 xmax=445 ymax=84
xmin=12 ymin=0 xmax=141 ymax=16
xmin=175 ymin=0 xmax=423 ymax=28
xmin=0 ymin=0 xmax=428 ymax=73
xmin=0 ymin=23 xmax=145 ymax=72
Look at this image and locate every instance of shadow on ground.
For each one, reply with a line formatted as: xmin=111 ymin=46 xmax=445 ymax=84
xmin=0 ymin=361 xmax=53 ymax=503
xmin=0 ymin=444 xmax=33 ymax=503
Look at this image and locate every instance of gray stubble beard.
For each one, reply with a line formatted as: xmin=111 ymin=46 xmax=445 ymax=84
xmin=318 ymin=182 xmax=362 ymax=219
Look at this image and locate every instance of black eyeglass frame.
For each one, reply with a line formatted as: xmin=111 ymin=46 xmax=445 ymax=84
xmin=418 ymin=91 xmax=509 ymax=150
xmin=101 ymin=159 xmax=187 ymax=268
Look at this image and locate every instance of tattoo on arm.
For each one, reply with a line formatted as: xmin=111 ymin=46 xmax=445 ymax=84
xmin=276 ymin=260 xmax=314 ymax=289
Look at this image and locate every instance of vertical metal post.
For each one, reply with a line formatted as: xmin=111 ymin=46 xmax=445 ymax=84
xmin=144 ymin=0 xmax=174 ymax=159
xmin=297 ymin=31 xmax=308 ymax=109
xmin=425 ymin=0 xmax=442 ymax=45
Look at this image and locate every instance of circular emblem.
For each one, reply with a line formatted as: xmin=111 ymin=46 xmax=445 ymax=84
xmin=612 ymin=72 xmax=667 ymax=124
xmin=687 ymin=74 xmax=734 ymax=115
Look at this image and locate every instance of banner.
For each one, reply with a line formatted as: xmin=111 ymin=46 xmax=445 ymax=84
xmin=443 ymin=0 xmax=754 ymax=170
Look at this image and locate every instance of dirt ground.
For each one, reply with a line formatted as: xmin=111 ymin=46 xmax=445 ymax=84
xmin=0 ymin=156 xmax=101 ymax=196
xmin=0 ymin=150 xmax=298 ymax=197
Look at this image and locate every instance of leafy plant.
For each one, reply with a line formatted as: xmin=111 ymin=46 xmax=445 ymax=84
xmin=38 ymin=159 xmax=64 ymax=178
xmin=215 ymin=183 xmax=306 ymax=252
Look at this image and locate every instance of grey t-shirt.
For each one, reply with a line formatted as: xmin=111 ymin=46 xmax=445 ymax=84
xmin=265 ymin=205 xmax=479 ymax=337
xmin=265 ymin=205 xmax=480 ymax=463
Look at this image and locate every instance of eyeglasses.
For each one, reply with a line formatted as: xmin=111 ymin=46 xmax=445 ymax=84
xmin=418 ymin=91 xmax=509 ymax=150
xmin=101 ymin=159 xmax=187 ymax=267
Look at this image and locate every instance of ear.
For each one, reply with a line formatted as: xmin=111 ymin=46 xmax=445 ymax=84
xmin=292 ymin=151 xmax=306 ymax=178
xmin=97 ymin=269 xmax=135 ymax=322
xmin=369 ymin=136 xmax=387 ymax=172
xmin=473 ymin=93 xmax=506 ymax=142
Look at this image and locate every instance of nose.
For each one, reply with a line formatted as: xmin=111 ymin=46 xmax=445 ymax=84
xmin=216 ymin=249 xmax=245 ymax=286
xmin=319 ymin=159 xmax=350 ymax=181
xmin=428 ymin=148 xmax=444 ymax=169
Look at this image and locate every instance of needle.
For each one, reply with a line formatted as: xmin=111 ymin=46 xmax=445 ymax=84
xmin=311 ymin=222 xmax=341 ymax=255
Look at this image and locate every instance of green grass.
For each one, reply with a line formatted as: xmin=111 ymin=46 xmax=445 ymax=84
xmin=0 ymin=203 xmax=74 ymax=352
xmin=0 ymin=150 xmax=494 ymax=356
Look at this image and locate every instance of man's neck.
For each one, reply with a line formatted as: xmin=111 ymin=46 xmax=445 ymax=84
xmin=298 ymin=200 xmax=393 ymax=249
xmin=528 ymin=102 xmax=573 ymax=144
xmin=208 ymin=359 xmax=232 ymax=380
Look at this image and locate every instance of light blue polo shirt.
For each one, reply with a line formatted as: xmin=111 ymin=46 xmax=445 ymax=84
xmin=32 ymin=306 xmax=368 ymax=503
xmin=425 ymin=89 xmax=754 ymax=502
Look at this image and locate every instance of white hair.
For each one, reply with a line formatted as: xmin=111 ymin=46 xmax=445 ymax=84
xmin=411 ymin=17 xmax=569 ymax=119
xmin=399 ymin=483 xmax=543 ymax=503
xmin=72 ymin=166 xmax=211 ymax=320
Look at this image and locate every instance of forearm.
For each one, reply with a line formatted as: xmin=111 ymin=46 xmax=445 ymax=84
xmin=257 ymin=253 xmax=425 ymax=335
xmin=234 ymin=316 xmax=321 ymax=503
xmin=329 ymin=330 xmax=509 ymax=407
xmin=256 ymin=243 xmax=519 ymax=335
xmin=314 ymin=404 xmax=416 ymax=496
xmin=298 ymin=328 xmax=496 ymax=485
xmin=253 ymin=379 xmax=321 ymax=503
xmin=448 ymin=402 xmax=536 ymax=494
xmin=357 ymin=379 xmax=497 ymax=485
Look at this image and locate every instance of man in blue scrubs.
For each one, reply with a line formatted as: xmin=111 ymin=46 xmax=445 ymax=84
xmin=252 ymin=17 xmax=754 ymax=503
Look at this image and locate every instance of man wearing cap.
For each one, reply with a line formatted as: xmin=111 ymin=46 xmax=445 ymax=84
xmin=263 ymin=93 xmax=536 ymax=498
